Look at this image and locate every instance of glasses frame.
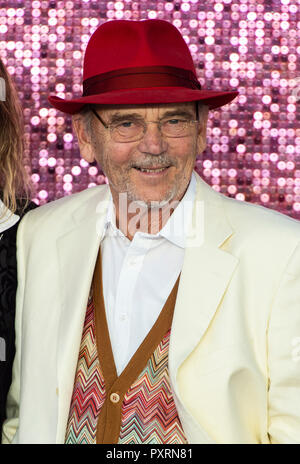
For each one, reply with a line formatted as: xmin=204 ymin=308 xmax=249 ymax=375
xmin=91 ymin=105 xmax=200 ymax=142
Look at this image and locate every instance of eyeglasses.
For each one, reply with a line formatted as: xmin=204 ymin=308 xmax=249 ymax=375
xmin=91 ymin=108 xmax=199 ymax=143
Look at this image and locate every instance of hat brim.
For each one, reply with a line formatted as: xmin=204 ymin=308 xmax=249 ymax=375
xmin=48 ymin=87 xmax=239 ymax=114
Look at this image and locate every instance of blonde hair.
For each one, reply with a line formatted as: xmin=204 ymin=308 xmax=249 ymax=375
xmin=0 ymin=58 xmax=31 ymax=217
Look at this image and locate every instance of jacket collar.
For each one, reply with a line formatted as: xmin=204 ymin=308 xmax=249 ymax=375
xmin=0 ymin=199 xmax=20 ymax=233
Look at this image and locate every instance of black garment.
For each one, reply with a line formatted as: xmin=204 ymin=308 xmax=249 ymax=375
xmin=0 ymin=200 xmax=37 ymax=435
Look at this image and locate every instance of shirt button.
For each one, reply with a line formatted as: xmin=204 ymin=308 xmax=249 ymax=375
xmin=110 ymin=392 xmax=120 ymax=403
xmin=120 ymin=313 xmax=127 ymax=321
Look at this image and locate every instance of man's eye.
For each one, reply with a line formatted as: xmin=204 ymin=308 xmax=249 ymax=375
xmin=166 ymin=118 xmax=186 ymax=125
xmin=118 ymin=121 xmax=134 ymax=128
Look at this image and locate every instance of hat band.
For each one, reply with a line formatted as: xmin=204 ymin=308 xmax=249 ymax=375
xmin=82 ymin=65 xmax=201 ymax=96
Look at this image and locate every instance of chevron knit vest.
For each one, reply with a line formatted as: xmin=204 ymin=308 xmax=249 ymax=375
xmin=65 ymin=248 xmax=187 ymax=444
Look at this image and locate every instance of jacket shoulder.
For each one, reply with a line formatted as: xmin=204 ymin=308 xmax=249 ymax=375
xmin=18 ymin=185 xmax=109 ymax=236
xmin=195 ymin=172 xmax=300 ymax=249
xmin=219 ymin=191 xmax=300 ymax=239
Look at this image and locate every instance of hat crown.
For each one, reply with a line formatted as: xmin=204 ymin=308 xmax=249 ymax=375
xmin=83 ymin=19 xmax=197 ymax=81
xmin=48 ymin=19 xmax=238 ymax=114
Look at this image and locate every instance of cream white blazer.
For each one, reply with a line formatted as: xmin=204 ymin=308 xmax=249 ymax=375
xmin=2 ymin=171 xmax=300 ymax=444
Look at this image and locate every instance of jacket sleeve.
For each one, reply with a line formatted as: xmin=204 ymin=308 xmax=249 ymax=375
xmin=267 ymin=241 xmax=300 ymax=443
xmin=1 ymin=212 xmax=29 ymax=444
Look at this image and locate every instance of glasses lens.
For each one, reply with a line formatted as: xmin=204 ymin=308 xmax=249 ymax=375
xmin=161 ymin=119 xmax=190 ymax=137
xmin=112 ymin=120 xmax=143 ymax=142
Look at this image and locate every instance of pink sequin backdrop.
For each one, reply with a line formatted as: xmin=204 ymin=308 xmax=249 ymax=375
xmin=1 ymin=1 xmax=300 ymax=217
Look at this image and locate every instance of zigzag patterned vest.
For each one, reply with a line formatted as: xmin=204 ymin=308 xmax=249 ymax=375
xmin=65 ymin=247 xmax=187 ymax=444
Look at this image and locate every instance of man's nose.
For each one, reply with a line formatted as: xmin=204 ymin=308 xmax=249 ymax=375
xmin=137 ymin=122 xmax=167 ymax=155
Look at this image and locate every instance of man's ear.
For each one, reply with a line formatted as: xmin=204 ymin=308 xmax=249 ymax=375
xmin=72 ymin=115 xmax=95 ymax=163
xmin=196 ymin=105 xmax=209 ymax=154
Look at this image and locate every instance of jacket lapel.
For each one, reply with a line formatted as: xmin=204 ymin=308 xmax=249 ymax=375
xmin=169 ymin=173 xmax=239 ymax=441
xmin=55 ymin=186 xmax=110 ymax=442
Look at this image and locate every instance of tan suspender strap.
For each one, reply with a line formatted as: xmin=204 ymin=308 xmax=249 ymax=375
xmin=93 ymin=246 xmax=181 ymax=444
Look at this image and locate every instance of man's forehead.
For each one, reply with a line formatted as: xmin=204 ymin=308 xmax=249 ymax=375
xmin=94 ymin=101 xmax=196 ymax=116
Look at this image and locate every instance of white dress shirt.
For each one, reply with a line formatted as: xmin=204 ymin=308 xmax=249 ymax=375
xmin=100 ymin=172 xmax=196 ymax=375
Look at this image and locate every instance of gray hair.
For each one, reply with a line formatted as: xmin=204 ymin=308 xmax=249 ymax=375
xmin=74 ymin=103 xmax=95 ymax=141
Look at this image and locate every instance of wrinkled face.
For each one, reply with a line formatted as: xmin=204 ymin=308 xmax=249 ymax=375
xmin=73 ymin=102 xmax=208 ymax=207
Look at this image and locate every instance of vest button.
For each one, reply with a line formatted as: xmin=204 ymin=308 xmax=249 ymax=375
xmin=110 ymin=392 xmax=120 ymax=403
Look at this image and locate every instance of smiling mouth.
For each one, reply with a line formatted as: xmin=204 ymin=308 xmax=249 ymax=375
xmin=133 ymin=166 xmax=170 ymax=173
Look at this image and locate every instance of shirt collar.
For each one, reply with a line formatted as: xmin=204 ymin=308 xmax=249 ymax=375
xmin=0 ymin=199 xmax=20 ymax=233
xmin=104 ymin=171 xmax=197 ymax=249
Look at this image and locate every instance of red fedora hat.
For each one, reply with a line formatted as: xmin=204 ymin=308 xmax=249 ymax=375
xmin=48 ymin=19 xmax=239 ymax=114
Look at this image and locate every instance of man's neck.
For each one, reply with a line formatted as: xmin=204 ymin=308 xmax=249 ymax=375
xmin=115 ymin=201 xmax=180 ymax=241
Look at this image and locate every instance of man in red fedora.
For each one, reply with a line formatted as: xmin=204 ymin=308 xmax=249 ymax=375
xmin=3 ymin=19 xmax=300 ymax=444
